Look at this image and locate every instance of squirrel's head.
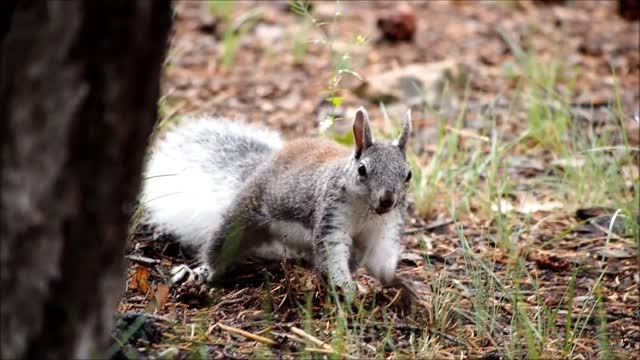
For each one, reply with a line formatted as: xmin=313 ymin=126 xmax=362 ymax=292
xmin=350 ymin=107 xmax=412 ymax=215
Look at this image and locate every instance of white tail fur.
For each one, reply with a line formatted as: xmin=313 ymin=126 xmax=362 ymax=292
xmin=140 ymin=117 xmax=283 ymax=249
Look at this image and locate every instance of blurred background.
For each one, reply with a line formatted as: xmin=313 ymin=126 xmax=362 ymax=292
xmin=160 ymin=0 xmax=638 ymax=140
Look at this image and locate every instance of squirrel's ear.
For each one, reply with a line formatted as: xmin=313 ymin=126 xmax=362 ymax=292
xmin=353 ymin=107 xmax=373 ymax=158
xmin=396 ymin=108 xmax=412 ymax=153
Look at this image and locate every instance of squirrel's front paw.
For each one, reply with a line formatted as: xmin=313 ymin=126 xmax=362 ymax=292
xmin=329 ymin=279 xmax=357 ymax=302
xmin=170 ymin=264 xmax=212 ymax=285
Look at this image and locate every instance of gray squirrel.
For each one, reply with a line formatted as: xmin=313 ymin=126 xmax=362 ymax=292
xmin=141 ymin=107 xmax=413 ymax=292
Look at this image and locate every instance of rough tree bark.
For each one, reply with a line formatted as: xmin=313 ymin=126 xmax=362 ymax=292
xmin=0 ymin=1 xmax=172 ymax=358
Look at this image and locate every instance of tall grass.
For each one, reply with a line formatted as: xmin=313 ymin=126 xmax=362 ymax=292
xmin=400 ymin=29 xmax=634 ymax=356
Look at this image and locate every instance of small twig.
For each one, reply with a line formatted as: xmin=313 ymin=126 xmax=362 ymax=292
xmin=290 ymin=326 xmax=333 ymax=352
xmin=255 ymin=326 xmax=273 ymax=336
xmin=385 ymin=285 xmax=404 ymax=309
xmin=403 ymin=219 xmax=453 ymax=235
xmin=217 ymin=323 xmax=276 ymax=346
xmin=271 ymin=331 xmax=305 ymax=345
xmin=140 ymin=313 xmax=172 ymax=322
xmin=212 ymin=297 xmax=245 ymax=312
xmin=445 ymin=125 xmax=490 ymax=142
xmin=125 ymin=255 xmax=158 ymax=265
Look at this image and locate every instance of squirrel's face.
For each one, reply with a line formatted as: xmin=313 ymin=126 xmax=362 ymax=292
xmin=355 ymin=145 xmax=411 ymax=214
xmin=350 ymin=107 xmax=412 ymax=215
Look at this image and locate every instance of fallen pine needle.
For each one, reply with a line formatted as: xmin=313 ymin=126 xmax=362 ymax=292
xmin=305 ymin=347 xmax=339 ymax=355
xmin=303 ymin=345 xmax=358 ymax=359
xmin=386 ymin=288 xmax=402 ymax=308
xmin=287 ymin=332 xmax=357 ymax=360
xmin=290 ymin=326 xmax=333 ymax=352
xmin=255 ymin=326 xmax=273 ymax=336
xmin=217 ymin=322 xmax=276 ymax=346
xmin=445 ymin=125 xmax=490 ymax=142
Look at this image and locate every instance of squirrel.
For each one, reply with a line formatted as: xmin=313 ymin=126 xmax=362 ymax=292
xmin=141 ymin=107 xmax=413 ymax=292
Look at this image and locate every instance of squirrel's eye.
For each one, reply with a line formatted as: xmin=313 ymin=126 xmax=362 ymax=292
xmin=405 ymin=170 xmax=412 ymax=182
xmin=358 ymin=163 xmax=367 ymax=177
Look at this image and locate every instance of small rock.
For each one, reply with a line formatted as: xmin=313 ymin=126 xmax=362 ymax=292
xmin=597 ymin=249 xmax=633 ymax=259
xmin=278 ymin=90 xmax=302 ymax=111
xmin=354 ymin=60 xmax=462 ymax=104
xmin=255 ymin=23 xmax=284 ymax=45
xmin=576 ymin=206 xmax=616 ymax=221
xmin=377 ymin=6 xmax=417 ymax=43
xmin=574 ymin=207 xmax=636 ymax=237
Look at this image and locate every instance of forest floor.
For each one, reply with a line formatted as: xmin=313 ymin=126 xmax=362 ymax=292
xmin=116 ymin=1 xmax=639 ymax=359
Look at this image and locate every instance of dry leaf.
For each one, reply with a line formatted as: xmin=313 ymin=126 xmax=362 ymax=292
xmin=533 ymin=252 xmax=572 ymax=272
xmin=129 ymin=265 xmax=151 ymax=295
xmin=145 ymin=284 xmax=170 ymax=313
xmin=155 ymin=284 xmax=170 ymax=309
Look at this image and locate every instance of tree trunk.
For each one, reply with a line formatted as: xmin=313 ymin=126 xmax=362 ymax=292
xmin=0 ymin=1 xmax=172 ymax=358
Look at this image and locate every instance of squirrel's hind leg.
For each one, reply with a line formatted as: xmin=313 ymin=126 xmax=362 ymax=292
xmin=201 ymin=193 xmax=272 ymax=282
xmin=169 ymin=186 xmax=272 ymax=285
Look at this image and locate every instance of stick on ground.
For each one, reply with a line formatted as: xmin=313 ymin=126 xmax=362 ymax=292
xmin=217 ymin=323 xmax=276 ymax=346
xmin=290 ymin=326 xmax=334 ymax=352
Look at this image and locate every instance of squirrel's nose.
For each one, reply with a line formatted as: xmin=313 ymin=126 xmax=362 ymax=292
xmin=379 ymin=190 xmax=396 ymax=209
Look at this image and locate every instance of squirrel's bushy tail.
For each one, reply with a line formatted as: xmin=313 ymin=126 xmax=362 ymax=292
xmin=140 ymin=117 xmax=282 ymax=250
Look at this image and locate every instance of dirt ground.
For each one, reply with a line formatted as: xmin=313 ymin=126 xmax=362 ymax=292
xmin=117 ymin=1 xmax=639 ymax=359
